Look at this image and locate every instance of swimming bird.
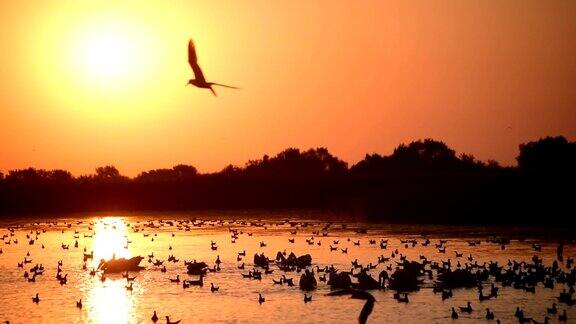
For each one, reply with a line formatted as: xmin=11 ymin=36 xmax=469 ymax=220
xmin=451 ymin=307 xmax=459 ymax=319
xmin=304 ymin=294 xmax=312 ymax=303
xmin=187 ymin=39 xmax=237 ymax=96
xmin=558 ymin=310 xmax=567 ymax=322
xmin=547 ymin=303 xmax=557 ymax=314
xmin=459 ymin=301 xmax=472 ymax=313
xmin=282 ymin=275 xmax=294 ymax=287
xmin=165 ymin=316 xmax=181 ymax=324
xmin=327 ymin=289 xmax=375 ymax=324
xmin=151 ymin=311 xmax=158 ymax=322
xmin=32 ymin=293 xmax=40 ymax=304
xmin=485 ymin=308 xmax=494 ymax=320
xmin=210 ymin=283 xmax=219 ymax=292
xmin=258 ymin=293 xmax=265 ymax=304
xmin=76 ymin=299 xmax=82 ymax=309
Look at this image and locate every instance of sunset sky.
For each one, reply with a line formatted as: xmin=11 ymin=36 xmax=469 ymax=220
xmin=1 ymin=1 xmax=575 ymax=176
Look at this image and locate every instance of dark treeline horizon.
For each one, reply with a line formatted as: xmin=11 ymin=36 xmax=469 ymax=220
xmin=1 ymin=136 xmax=574 ymax=224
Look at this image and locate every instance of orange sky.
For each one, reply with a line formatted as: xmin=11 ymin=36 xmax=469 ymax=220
xmin=1 ymin=1 xmax=575 ymax=176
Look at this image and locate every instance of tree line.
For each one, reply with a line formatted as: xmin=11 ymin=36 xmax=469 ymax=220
xmin=0 ymin=136 xmax=574 ymax=223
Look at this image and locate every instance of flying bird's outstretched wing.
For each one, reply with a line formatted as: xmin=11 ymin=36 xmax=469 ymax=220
xmin=188 ymin=39 xmax=206 ymax=83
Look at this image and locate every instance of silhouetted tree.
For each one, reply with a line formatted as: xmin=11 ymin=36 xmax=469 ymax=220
xmin=92 ymin=165 xmax=128 ymax=183
xmin=243 ymin=147 xmax=347 ymax=178
xmin=486 ymin=160 xmax=500 ymax=169
xmin=136 ymin=164 xmax=198 ymax=183
xmin=220 ymin=164 xmax=241 ymax=175
xmin=350 ymin=153 xmax=390 ymax=176
xmin=351 ymin=139 xmax=485 ymax=175
xmin=173 ymin=164 xmax=198 ymax=178
xmin=392 ymin=139 xmax=459 ymax=169
xmin=6 ymin=168 xmax=49 ymax=182
xmin=4 ymin=168 xmax=73 ymax=184
xmin=517 ymin=136 xmax=576 ymax=170
xmin=48 ymin=170 xmax=74 ymax=183
xmin=95 ymin=165 xmax=121 ymax=178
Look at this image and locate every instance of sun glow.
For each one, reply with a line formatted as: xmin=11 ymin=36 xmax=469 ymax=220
xmin=83 ymin=36 xmax=134 ymax=78
xmin=35 ymin=7 xmax=197 ymax=117
xmin=67 ymin=19 xmax=151 ymax=87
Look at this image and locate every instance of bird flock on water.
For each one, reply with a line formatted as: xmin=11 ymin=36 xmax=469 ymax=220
xmin=1 ymin=218 xmax=574 ymax=324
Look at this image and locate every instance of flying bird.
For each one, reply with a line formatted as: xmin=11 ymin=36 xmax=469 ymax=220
xmin=187 ymin=39 xmax=237 ymax=96
xmin=327 ymin=289 xmax=375 ymax=324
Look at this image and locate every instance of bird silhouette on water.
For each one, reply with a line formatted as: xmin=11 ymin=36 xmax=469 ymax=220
xmin=165 ymin=316 xmax=181 ymax=324
xmin=187 ymin=39 xmax=237 ymax=96
xmin=327 ymin=289 xmax=375 ymax=324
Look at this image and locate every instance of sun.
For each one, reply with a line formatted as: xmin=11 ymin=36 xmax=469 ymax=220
xmin=64 ymin=18 xmax=158 ymax=93
xmin=83 ymin=35 xmax=134 ymax=78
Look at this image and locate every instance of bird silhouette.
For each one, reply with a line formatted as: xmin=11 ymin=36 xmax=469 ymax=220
xmin=165 ymin=316 xmax=181 ymax=324
xmin=187 ymin=39 xmax=237 ymax=96
xmin=327 ymin=289 xmax=375 ymax=324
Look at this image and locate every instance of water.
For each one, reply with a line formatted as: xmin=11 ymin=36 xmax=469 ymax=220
xmin=0 ymin=212 xmax=573 ymax=323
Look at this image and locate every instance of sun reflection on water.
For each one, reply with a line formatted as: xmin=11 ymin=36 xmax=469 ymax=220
xmin=91 ymin=216 xmax=131 ymax=268
xmin=87 ymin=280 xmax=134 ymax=324
xmin=88 ymin=217 xmax=135 ymax=323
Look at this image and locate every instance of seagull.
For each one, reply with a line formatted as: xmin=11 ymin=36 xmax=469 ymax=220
xmin=187 ymin=39 xmax=237 ymax=96
xmin=327 ymin=289 xmax=375 ymax=324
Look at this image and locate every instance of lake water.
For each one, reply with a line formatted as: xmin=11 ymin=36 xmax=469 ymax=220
xmin=0 ymin=212 xmax=573 ymax=323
